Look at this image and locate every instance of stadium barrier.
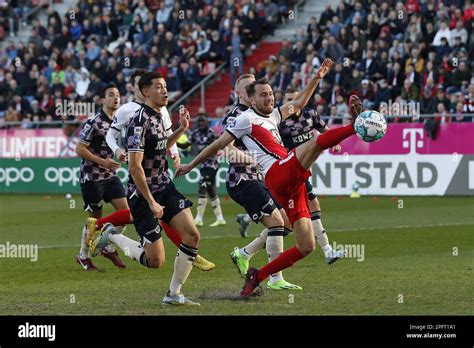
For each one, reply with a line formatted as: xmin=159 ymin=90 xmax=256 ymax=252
xmin=0 ymin=123 xmax=472 ymax=195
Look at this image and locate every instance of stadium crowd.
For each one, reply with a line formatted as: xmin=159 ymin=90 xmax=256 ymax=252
xmin=0 ymin=0 xmax=473 ymax=129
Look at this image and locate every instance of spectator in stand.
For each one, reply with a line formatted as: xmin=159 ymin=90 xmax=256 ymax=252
xmin=184 ymin=56 xmax=201 ymax=91
xmin=273 ymin=64 xmax=291 ymax=92
xmin=227 ymin=26 xmax=244 ymax=87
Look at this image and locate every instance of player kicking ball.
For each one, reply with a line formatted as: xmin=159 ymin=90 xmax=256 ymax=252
xmin=223 ymin=74 xmax=302 ymax=290
xmin=88 ymin=72 xmax=201 ymax=306
xmin=177 ymin=58 xmax=363 ymax=297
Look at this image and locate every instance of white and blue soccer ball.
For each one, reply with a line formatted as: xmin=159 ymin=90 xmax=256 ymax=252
xmin=354 ymin=110 xmax=387 ymax=142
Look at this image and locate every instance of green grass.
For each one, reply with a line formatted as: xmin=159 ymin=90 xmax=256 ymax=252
xmin=0 ymin=194 xmax=473 ymax=315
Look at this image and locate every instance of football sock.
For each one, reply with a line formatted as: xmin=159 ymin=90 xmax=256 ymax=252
xmin=240 ymin=228 xmax=268 ymax=259
xmin=169 ymin=243 xmax=197 ymax=296
xmin=96 ymin=210 xmax=131 ymax=230
xmin=266 ymin=227 xmax=285 ymax=283
xmin=211 ymin=196 xmax=224 ymax=221
xmin=161 ymin=222 xmax=182 ymax=247
xmin=109 ymin=234 xmax=143 ymax=263
xmin=243 ymin=214 xmax=252 ymax=224
xmin=316 ymin=124 xmax=355 ymax=150
xmin=257 ymin=246 xmax=305 ymax=283
xmin=103 ymin=226 xmax=125 ymax=253
xmin=311 ymin=211 xmax=332 ymax=256
xmin=196 ymin=196 xmax=207 ymax=221
xmin=79 ymin=226 xmax=90 ymax=259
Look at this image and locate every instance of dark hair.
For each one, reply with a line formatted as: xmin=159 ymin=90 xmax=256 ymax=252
xmin=138 ymin=72 xmax=164 ymax=94
xmin=283 ymin=87 xmax=298 ymax=96
xmin=100 ymin=83 xmax=118 ymax=98
xmin=245 ymin=78 xmax=270 ymax=98
xmin=130 ymin=69 xmax=148 ymax=86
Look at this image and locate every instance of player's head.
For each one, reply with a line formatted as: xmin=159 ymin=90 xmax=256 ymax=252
xmin=283 ymin=87 xmax=299 ymax=104
xmin=100 ymin=83 xmax=120 ymax=111
xmin=130 ymin=69 xmax=147 ymax=100
xmin=234 ymin=74 xmax=255 ymax=104
xmin=197 ymin=115 xmax=208 ymax=130
xmin=138 ymin=72 xmax=168 ymax=108
xmin=245 ymin=78 xmax=274 ymax=115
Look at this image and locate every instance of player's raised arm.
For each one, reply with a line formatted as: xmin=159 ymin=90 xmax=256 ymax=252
xmin=167 ymin=106 xmax=190 ymax=149
xmin=279 ymin=58 xmax=334 ymax=120
xmin=175 ymin=131 xmax=235 ymax=177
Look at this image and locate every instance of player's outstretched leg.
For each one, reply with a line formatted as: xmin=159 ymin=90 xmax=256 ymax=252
xmin=76 ymin=225 xmax=100 ymax=271
xmin=194 ymin=185 xmax=207 ymax=226
xmin=161 ymin=221 xmax=215 ymax=272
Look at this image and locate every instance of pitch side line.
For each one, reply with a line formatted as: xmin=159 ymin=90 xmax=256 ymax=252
xmin=35 ymin=222 xmax=474 ymax=249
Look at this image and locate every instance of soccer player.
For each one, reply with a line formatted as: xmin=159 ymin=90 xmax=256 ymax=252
xmin=177 ymin=115 xmax=225 ymax=227
xmin=75 ymin=83 xmax=126 ymax=271
xmin=94 ymin=69 xmax=215 ymax=272
xmin=177 ymin=59 xmax=363 ymax=297
xmin=89 ymin=72 xmax=202 ymax=305
xmin=277 ymin=87 xmax=346 ymax=264
xmin=224 ymin=73 xmax=302 ymax=290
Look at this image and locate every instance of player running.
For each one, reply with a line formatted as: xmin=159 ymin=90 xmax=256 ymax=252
xmin=75 ymin=83 xmax=127 ymax=271
xmin=223 ymin=74 xmax=302 ymax=290
xmin=177 ymin=115 xmax=226 ymax=227
xmin=89 ymin=72 xmax=204 ymax=305
xmin=177 ymin=58 xmax=363 ymax=297
xmin=83 ymin=69 xmax=215 ymax=272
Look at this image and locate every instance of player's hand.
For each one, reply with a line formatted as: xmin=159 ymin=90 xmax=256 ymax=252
xmin=101 ymin=158 xmax=121 ymax=170
xmin=349 ymin=95 xmax=363 ymax=118
xmin=149 ymin=201 xmax=164 ymax=219
xmin=179 ymin=106 xmax=190 ymax=130
xmin=171 ymin=153 xmax=181 ymax=169
xmin=332 ymin=144 xmax=341 ymax=152
xmin=115 ymin=148 xmax=127 ymax=163
xmin=175 ymin=164 xmax=192 ymax=178
xmin=315 ymin=58 xmax=334 ymax=80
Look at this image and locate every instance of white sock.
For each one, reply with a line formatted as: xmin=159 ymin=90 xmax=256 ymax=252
xmin=196 ymin=196 xmax=207 ymax=221
xmin=266 ymin=227 xmax=285 ymax=283
xmin=79 ymin=226 xmax=90 ymax=259
xmin=240 ymin=228 xmax=268 ymax=259
xmin=311 ymin=211 xmax=333 ymax=257
xmin=243 ymin=214 xmax=252 ymax=224
xmin=109 ymin=234 xmax=143 ymax=262
xmin=211 ymin=196 xmax=224 ymax=221
xmin=169 ymin=243 xmax=197 ymax=296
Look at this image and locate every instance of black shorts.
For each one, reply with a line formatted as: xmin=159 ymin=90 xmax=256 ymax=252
xmin=80 ymin=176 xmax=126 ymax=212
xmin=227 ymin=180 xmax=278 ymax=223
xmin=305 ymin=178 xmax=317 ymax=201
xmin=199 ymin=167 xmax=217 ymax=187
xmin=128 ymin=181 xmax=193 ymax=245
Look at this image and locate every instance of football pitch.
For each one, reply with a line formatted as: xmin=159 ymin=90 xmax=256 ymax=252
xmin=0 ymin=194 xmax=472 ymax=316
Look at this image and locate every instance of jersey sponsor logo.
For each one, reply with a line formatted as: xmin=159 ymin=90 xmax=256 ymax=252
xmin=80 ymin=124 xmax=91 ymax=139
xmin=132 ymin=127 xmax=143 ymax=146
xmin=292 ymin=131 xmax=313 ymax=144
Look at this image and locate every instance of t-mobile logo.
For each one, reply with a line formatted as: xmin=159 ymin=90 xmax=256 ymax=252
xmin=402 ymin=129 xmax=424 ymax=154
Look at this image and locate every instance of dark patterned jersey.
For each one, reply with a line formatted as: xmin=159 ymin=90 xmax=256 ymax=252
xmin=189 ymin=127 xmax=219 ymax=170
xmin=126 ymin=104 xmax=170 ymax=195
xmin=278 ymin=107 xmax=327 ymax=150
xmin=222 ymin=103 xmax=263 ymax=187
xmin=78 ymin=111 xmax=117 ymax=183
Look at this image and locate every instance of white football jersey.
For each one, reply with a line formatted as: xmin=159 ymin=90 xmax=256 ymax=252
xmin=225 ymin=107 xmax=288 ymax=175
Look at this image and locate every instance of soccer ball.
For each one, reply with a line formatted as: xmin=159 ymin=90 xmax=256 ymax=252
xmin=354 ymin=110 xmax=387 ymax=142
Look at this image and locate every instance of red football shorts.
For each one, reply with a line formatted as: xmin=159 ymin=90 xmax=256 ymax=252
xmin=265 ymin=149 xmax=311 ymax=226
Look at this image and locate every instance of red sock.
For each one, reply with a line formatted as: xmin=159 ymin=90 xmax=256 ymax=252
xmin=96 ymin=209 xmax=131 ymax=229
xmin=161 ymin=222 xmax=182 ymax=247
xmin=316 ymin=124 xmax=355 ymax=150
xmin=257 ymin=246 xmax=305 ymax=283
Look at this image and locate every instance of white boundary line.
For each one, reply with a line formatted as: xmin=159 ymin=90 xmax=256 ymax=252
xmin=35 ymin=221 xmax=474 ymax=250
